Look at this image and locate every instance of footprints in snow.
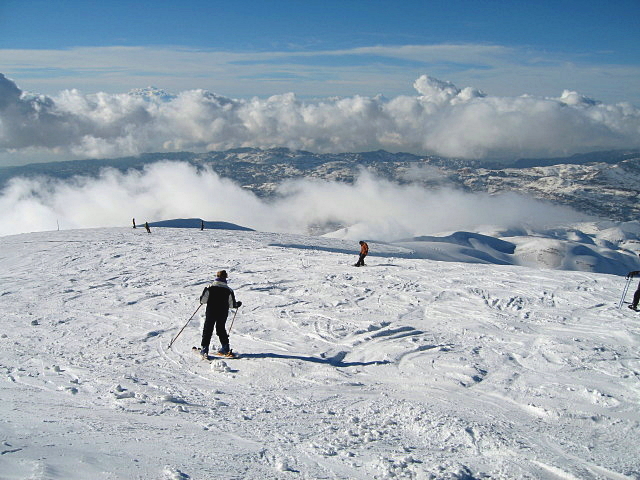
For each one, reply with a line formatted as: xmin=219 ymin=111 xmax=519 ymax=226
xmin=5 ymin=361 xmax=83 ymax=395
xmin=467 ymin=287 xmax=556 ymax=317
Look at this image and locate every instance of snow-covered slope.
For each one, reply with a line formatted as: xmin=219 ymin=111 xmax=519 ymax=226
xmin=1 ymin=225 xmax=639 ymax=479
xmin=326 ymin=221 xmax=640 ymax=275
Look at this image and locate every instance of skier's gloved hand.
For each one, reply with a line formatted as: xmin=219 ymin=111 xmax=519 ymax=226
xmin=234 ymin=301 xmax=242 ymax=308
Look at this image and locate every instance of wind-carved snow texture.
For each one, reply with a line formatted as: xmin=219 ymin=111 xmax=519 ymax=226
xmin=1 ymin=226 xmax=639 ymax=479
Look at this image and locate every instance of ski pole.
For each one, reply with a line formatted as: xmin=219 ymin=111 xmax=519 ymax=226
xmin=168 ymin=304 xmax=203 ymax=349
xmin=618 ymin=276 xmax=632 ymax=309
xmin=227 ymin=305 xmax=241 ymax=335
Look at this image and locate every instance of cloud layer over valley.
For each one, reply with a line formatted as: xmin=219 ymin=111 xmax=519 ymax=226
xmin=1 ymin=73 xmax=639 ymax=166
xmin=0 ymin=160 xmax=589 ymax=240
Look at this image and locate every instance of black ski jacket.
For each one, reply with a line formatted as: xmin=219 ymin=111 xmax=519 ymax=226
xmin=201 ymin=280 xmax=239 ymax=316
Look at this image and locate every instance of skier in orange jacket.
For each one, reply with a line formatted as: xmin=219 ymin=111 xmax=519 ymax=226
xmin=355 ymin=241 xmax=369 ymax=267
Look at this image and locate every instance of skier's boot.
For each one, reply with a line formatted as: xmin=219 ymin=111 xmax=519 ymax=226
xmin=218 ymin=344 xmax=230 ymax=355
xmin=199 ymin=346 xmax=209 ymax=358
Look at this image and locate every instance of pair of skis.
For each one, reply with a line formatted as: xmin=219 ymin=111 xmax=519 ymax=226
xmin=192 ymin=346 xmax=238 ymax=360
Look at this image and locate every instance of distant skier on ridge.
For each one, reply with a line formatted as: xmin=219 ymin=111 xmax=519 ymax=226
xmin=199 ymin=270 xmax=242 ymax=357
xmin=354 ymin=240 xmax=369 ymax=267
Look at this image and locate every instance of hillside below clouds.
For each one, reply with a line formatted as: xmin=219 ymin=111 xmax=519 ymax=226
xmin=1 ymin=148 xmax=639 ymax=222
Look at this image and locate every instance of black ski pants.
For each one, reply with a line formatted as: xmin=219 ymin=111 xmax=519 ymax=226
xmin=356 ymin=253 xmax=367 ymax=266
xmin=633 ymin=281 xmax=640 ymax=308
xmin=201 ymin=309 xmax=229 ymax=348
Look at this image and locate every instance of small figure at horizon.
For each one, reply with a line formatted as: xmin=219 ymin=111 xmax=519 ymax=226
xmin=145 ymin=222 xmax=151 ymax=234
xmin=201 ymin=220 xmax=204 ymax=231
xmin=132 ymin=218 xmax=136 ymax=229
xmin=354 ymin=240 xmax=369 ymax=267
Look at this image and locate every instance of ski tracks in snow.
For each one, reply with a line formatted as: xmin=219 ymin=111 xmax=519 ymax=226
xmin=1 ymin=228 xmax=639 ymax=479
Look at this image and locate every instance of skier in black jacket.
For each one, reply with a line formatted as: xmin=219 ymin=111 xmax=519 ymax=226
xmin=627 ymin=270 xmax=640 ymax=311
xmin=199 ymin=270 xmax=242 ymax=356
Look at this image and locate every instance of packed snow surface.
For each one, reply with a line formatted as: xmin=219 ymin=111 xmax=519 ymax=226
xmin=1 ymin=225 xmax=639 ymax=479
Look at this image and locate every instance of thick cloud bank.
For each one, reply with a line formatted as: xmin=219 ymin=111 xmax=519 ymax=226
xmin=0 ymin=161 xmax=587 ymax=238
xmin=1 ymin=73 xmax=639 ymax=161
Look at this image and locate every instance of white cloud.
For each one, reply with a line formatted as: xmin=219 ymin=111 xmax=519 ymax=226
xmin=1 ymin=72 xmax=639 ymax=165
xmin=0 ymin=161 xmax=588 ymax=239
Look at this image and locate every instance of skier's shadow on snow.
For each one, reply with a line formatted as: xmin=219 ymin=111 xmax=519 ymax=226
xmin=241 ymin=351 xmax=390 ymax=367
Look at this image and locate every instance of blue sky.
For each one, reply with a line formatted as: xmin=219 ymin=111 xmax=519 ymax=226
xmin=2 ymin=0 xmax=638 ymax=57
xmin=1 ymin=0 xmax=639 ymax=103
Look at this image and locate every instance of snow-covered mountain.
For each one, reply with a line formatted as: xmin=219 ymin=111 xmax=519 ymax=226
xmin=1 ymin=225 xmax=639 ymax=479
xmin=127 ymin=86 xmax=176 ymax=103
xmin=1 ymin=148 xmax=638 ymax=221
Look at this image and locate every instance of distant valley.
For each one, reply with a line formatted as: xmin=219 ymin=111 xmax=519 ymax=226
xmin=1 ymin=148 xmax=638 ymax=222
